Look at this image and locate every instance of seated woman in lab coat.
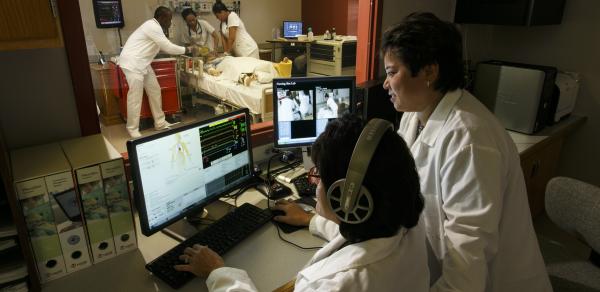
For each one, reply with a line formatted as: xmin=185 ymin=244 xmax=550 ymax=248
xmin=174 ymin=114 xmax=430 ymax=291
xmin=181 ymin=8 xmax=219 ymax=52
xmin=382 ymin=12 xmax=552 ymax=291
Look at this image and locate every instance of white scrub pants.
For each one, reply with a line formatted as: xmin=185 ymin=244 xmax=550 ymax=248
xmin=122 ymin=66 xmax=168 ymax=133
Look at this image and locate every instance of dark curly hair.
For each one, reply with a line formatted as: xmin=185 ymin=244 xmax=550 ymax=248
xmin=381 ymin=12 xmax=464 ymax=94
xmin=311 ymin=114 xmax=424 ymax=243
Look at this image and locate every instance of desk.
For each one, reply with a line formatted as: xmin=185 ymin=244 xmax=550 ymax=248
xmin=266 ymin=39 xmax=314 ymax=76
xmin=509 ymin=115 xmax=586 ymax=217
xmin=43 ymin=187 xmax=323 ymax=292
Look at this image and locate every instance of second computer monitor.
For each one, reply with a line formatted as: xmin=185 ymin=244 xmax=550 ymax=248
xmin=283 ymin=21 xmax=303 ymax=38
xmin=273 ymin=76 xmax=355 ymax=148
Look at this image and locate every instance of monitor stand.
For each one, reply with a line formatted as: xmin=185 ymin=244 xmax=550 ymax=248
xmin=160 ymin=200 xmax=236 ymax=242
xmin=161 ymin=209 xmax=207 ymax=242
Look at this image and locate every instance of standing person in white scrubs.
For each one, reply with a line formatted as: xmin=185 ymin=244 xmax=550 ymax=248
xmin=298 ymin=90 xmax=312 ymax=119
xmin=382 ymin=12 xmax=552 ymax=292
xmin=277 ymin=94 xmax=299 ymax=122
xmin=119 ymin=6 xmax=192 ymax=138
xmin=181 ymin=8 xmax=219 ymax=51
xmin=174 ymin=114 xmax=430 ymax=292
xmin=212 ymin=0 xmax=259 ymax=58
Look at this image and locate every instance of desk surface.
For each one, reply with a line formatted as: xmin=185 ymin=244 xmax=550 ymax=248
xmin=43 ymin=188 xmax=324 ymax=292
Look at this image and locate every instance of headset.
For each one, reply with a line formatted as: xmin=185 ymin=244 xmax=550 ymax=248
xmin=326 ymin=118 xmax=393 ymax=224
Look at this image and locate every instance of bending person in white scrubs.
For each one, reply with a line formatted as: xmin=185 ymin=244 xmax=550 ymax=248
xmin=212 ymin=0 xmax=259 ymax=58
xmin=174 ymin=114 xmax=430 ymax=292
xmin=119 ymin=6 xmax=192 ymax=138
xmin=382 ymin=12 xmax=552 ymax=292
xmin=181 ymin=8 xmax=219 ymax=51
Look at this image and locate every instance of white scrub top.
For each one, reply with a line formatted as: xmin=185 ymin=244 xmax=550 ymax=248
xmin=220 ymin=12 xmax=259 ymax=58
xmin=398 ymin=89 xmax=552 ymax=292
xmin=182 ymin=19 xmax=216 ymax=50
xmin=278 ymin=97 xmax=298 ymax=122
xmin=119 ymin=19 xmax=185 ymax=74
xmin=205 ymin=215 xmax=430 ymax=292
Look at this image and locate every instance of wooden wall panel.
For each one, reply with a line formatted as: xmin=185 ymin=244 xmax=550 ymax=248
xmin=0 ymin=0 xmax=57 ymax=41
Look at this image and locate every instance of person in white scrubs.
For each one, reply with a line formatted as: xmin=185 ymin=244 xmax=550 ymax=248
xmin=381 ymin=12 xmax=552 ymax=292
xmin=212 ymin=0 xmax=259 ymax=58
xmin=119 ymin=6 xmax=191 ymax=138
xmin=174 ymin=114 xmax=430 ymax=292
xmin=298 ymin=90 xmax=312 ymax=119
xmin=277 ymin=95 xmax=299 ymax=122
xmin=181 ymin=8 xmax=219 ymax=51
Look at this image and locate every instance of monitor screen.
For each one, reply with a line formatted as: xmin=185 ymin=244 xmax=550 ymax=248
xmin=92 ymin=0 xmax=125 ymax=28
xmin=273 ymin=76 xmax=355 ymax=148
xmin=283 ymin=21 xmax=303 ymax=38
xmin=127 ymin=109 xmax=254 ymax=236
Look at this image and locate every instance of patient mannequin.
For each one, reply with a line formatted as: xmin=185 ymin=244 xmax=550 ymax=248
xmin=174 ymin=114 xmax=430 ymax=292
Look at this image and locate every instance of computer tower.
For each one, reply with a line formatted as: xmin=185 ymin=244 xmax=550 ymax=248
xmin=356 ymin=80 xmax=402 ymax=130
xmin=474 ymin=60 xmax=558 ymax=134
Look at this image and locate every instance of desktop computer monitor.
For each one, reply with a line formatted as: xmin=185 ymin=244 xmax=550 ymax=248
xmin=273 ymin=76 xmax=355 ymax=148
xmin=283 ymin=21 xmax=303 ymax=38
xmin=127 ymin=108 xmax=254 ymax=236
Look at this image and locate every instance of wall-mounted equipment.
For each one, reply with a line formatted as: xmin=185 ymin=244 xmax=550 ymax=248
xmin=92 ymin=0 xmax=125 ymax=28
xmin=454 ymin=0 xmax=566 ymax=26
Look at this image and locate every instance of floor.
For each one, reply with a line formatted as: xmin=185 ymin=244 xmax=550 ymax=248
xmin=100 ymin=97 xmax=220 ymax=154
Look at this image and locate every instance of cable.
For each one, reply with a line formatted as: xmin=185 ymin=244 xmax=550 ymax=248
xmin=265 ymin=153 xmax=321 ymax=250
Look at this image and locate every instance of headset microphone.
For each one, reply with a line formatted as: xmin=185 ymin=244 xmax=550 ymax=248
xmin=326 ymin=118 xmax=393 ymax=224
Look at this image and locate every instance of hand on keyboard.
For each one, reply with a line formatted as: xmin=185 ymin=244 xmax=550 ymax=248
xmin=174 ymin=244 xmax=224 ymax=277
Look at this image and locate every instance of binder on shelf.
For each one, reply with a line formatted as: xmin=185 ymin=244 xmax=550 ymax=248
xmin=61 ymin=134 xmax=132 ymax=262
xmin=14 ymin=178 xmax=66 ymax=283
xmin=71 ymin=165 xmax=115 ymax=263
xmin=11 ymin=143 xmax=76 ymax=283
xmin=100 ymin=159 xmax=137 ymax=254
xmin=44 ymin=171 xmax=92 ymax=272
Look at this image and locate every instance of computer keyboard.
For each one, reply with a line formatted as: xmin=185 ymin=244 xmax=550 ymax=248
xmin=292 ymin=174 xmax=317 ymax=197
xmin=145 ymin=203 xmax=273 ymax=289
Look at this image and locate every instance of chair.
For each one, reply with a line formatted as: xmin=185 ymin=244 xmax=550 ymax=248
xmin=543 ymin=177 xmax=600 ymax=291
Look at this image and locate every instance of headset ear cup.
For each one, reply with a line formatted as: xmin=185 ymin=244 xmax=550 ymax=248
xmin=327 ymin=179 xmax=374 ymax=224
xmin=327 ymin=179 xmax=345 ymax=216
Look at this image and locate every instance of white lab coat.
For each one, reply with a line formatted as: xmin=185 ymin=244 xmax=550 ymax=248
xmin=398 ymin=89 xmax=552 ymax=292
xmin=182 ymin=19 xmax=216 ymax=51
xmin=220 ymin=12 xmax=259 ymax=58
xmin=118 ymin=19 xmax=185 ymax=133
xmin=205 ymin=215 xmax=429 ymax=292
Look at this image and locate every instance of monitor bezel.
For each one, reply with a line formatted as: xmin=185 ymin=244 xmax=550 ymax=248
xmin=126 ymin=108 xmax=254 ymax=236
xmin=92 ymin=0 xmax=125 ymax=29
xmin=282 ymin=20 xmax=303 ymax=38
xmin=272 ymin=76 xmax=356 ymax=149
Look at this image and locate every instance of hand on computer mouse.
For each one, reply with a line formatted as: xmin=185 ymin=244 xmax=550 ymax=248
xmin=272 ymin=199 xmax=314 ymax=226
xmin=174 ymin=244 xmax=224 ymax=278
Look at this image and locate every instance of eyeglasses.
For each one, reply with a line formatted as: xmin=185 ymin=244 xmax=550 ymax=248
xmin=307 ymin=166 xmax=320 ymax=185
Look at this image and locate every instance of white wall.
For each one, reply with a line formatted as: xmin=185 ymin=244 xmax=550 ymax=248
xmin=464 ymin=0 xmax=600 ymax=186
xmin=379 ymin=0 xmax=456 ymax=77
xmin=78 ymin=0 xmax=301 ymax=56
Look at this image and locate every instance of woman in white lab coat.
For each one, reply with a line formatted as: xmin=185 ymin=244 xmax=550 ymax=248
xmin=174 ymin=114 xmax=430 ymax=291
xmin=181 ymin=8 xmax=219 ymax=51
xmin=381 ymin=12 xmax=552 ymax=292
xmin=212 ymin=0 xmax=259 ymax=58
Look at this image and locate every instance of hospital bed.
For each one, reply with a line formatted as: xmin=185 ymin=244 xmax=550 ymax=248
xmin=178 ymin=56 xmax=276 ymax=122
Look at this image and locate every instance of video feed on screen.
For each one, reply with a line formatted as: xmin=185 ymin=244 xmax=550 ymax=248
xmin=273 ymin=76 xmax=354 ymax=148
